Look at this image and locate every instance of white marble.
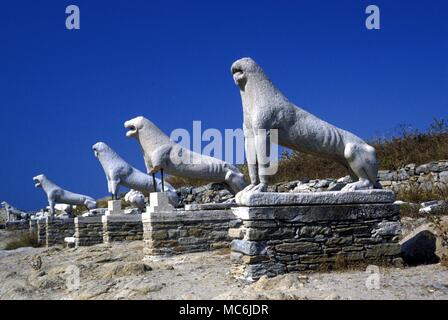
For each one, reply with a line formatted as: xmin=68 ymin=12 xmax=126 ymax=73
xmin=146 ymin=192 xmax=175 ymax=214
xmin=33 ymin=174 xmax=97 ymax=217
xmin=93 ymin=142 xmax=178 ymax=205
xmin=124 ymin=189 xmax=146 ymax=210
xmin=105 ymin=200 xmax=123 ymax=216
xmin=124 ymin=116 xmax=247 ymax=194
xmin=231 ymin=57 xmax=381 ymax=193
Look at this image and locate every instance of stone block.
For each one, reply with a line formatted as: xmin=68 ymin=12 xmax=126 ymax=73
xmin=236 ymin=190 xmax=395 ymax=207
xmin=143 ymin=208 xmax=236 ymax=257
xmin=230 ymin=196 xmax=401 ymax=281
xmin=105 ymin=200 xmax=123 ymax=215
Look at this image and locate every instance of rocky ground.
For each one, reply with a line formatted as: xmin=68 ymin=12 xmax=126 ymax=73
xmin=1 ymin=224 xmax=447 ymax=300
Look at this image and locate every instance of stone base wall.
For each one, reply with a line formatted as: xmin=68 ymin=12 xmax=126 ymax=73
xmin=37 ymin=219 xmax=47 ymax=245
xmin=378 ymin=160 xmax=448 ymax=192
xmin=46 ymin=218 xmax=75 ymax=247
xmin=29 ymin=220 xmax=38 ymax=234
xmin=74 ymin=216 xmax=104 ymax=247
xmin=143 ymin=208 xmax=239 ymax=257
xmin=5 ymin=220 xmax=30 ymax=231
xmin=102 ymin=214 xmax=143 ymax=244
xmin=230 ymin=202 xmax=401 ymax=281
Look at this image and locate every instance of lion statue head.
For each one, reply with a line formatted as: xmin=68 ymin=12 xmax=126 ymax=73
xmin=231 ymin=57 xmax=266 ymax=90
xmin=124 ymin=116 xmax=146 ymax=138
xmin=33 ymin=174 xmax=46 ymax=188
xmin=92 ymin=142 xmax=110 ymax=158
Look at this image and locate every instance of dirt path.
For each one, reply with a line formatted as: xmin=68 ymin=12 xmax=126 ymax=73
xmin=0 ymin=236 xmax=447 ymax=300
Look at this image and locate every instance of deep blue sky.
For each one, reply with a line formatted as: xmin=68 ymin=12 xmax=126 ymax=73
xmin=1 ymin=0 xmax=447 ymax=210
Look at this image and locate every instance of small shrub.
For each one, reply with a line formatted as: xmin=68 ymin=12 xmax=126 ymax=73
xmin=5 ymin=232 xmax=39 ymax=250
xmin=334 ymin=254 xmax=348 ymax=270
xmin=396 ymin=184 xmax=448 ymax=204
xmin=399 ymin=203 xmax=424 ymax=218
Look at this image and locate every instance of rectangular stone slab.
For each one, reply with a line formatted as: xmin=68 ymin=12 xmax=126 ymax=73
xmin=143 ymin=209 xmax=237 ymax=223
xmin=184 ymin=203 xmax=237 ymax=211
xmin=237 ymin=190 xmax=395 ymax=207
xmin=233 ymin=203 xmax=399 ymax=221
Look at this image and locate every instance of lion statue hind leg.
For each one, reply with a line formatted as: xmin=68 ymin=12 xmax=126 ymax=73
xmin=341 ymin=143 xmax=379 ymax=191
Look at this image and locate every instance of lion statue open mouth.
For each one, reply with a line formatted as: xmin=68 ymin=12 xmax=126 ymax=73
xmin=124 ymin=116 xmax=247 ymax=194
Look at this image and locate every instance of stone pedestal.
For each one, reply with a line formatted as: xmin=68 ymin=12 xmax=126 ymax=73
xmin=147 ymin=192 xmax=175 ymax=213
xmin=230 ymin=190 xmax=402 ymax=282
xmin=5 ymin=220 xmax=30 ymax=231
xmin=74 ymin=216 xmax=104 ymax=247
xmin=105 ymin=200 xmax=123 ymax=216
xmin=46 ymin=217 xmax=75 ymax=247
xmin=102 ymin=214 xmax=143 ymax=244
xmin=29 ymin=219 xmax=38 ymax=235
xmin=143 ymin=193 xmax=239 ymax=259
xmin=37 ymin=218 xmax=47 ymax=245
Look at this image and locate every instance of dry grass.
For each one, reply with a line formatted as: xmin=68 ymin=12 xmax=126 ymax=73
xmin=5 ymin=231 xmax=39 ymax=250
xmin=374 ymin=118 xmax=448 ymax=170
xmin=269 ymin=118 xmax=448 ymax=184
xmin=166 ymin=175 xmax=214 ymax=189
xmin=165 ymin=118 xmax=448 ymax=189
xmin=396 ymin=185 xmax=448 ymax=204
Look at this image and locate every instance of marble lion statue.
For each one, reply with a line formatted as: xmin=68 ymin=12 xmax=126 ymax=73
xmin=231 ymin=57 xmax=381 ymax=193
xmin=124 ymin=116 xmax=247 ymax=194
xmin=92 ymin=141 xmax=179 ymax=206
xmin=33 ymin=174 xmax=97 ymax=216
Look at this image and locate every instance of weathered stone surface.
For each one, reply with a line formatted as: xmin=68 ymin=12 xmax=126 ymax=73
xmin=75 ymin=216 xmax=103 ymax=247
xmin=144 ymin=208 xmax=236 ymax=222
xmin=46 ymin=218 xmax=75 ymax=247
xmin=237 ymin=190 xmax=394 ymax=207
xmin=5 ymin=220 xmax=30 ymax=231
xmin=102 ymin=214 xmax=143 ymax=244
xmin=229 ymin=202 xmax=401 ymax=281
xmin=37 ymin=218 xmax=47 ymax=245
xmin=275 ymin=242 xmax=320 ymax=254
xmin=299 ymin=226 xmax=331 ymax=238
xmin=184 ymin=202 xmax=237 ymax=211
xmin=440 ymin=171 xmax=448 ymax=184
xmin=371 ymin=221 xmax=401 ymax=238
xmin=365 ymin=244 xmax=401 ymax=257
xmin=232 ymin=203 xmax=398 ymax=222
xmin=244 ymin=227 xmax=295 ymax=241
xmin=143 ymin=208 xmax=236 ymax=257
xmin=228 ymin=228 xmax=244 ymax=239
xmin=231 ymin=240 xmax=267 ymax=256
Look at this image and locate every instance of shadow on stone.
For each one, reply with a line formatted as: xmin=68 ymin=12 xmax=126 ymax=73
xmin=401 ymin=230 xmax=440 ymax=265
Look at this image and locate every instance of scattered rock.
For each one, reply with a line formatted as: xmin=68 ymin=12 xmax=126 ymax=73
xmin=400 ymin=229 xmax=440 ymax=265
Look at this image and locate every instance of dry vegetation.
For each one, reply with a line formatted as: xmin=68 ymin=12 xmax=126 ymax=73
xmin=4 ymin=232 xmax=39 ymax=250
xmin=270 ymin=117 xmax=448 ymax=183
xmin=167 ymin=118 xmax=448 ymax=190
